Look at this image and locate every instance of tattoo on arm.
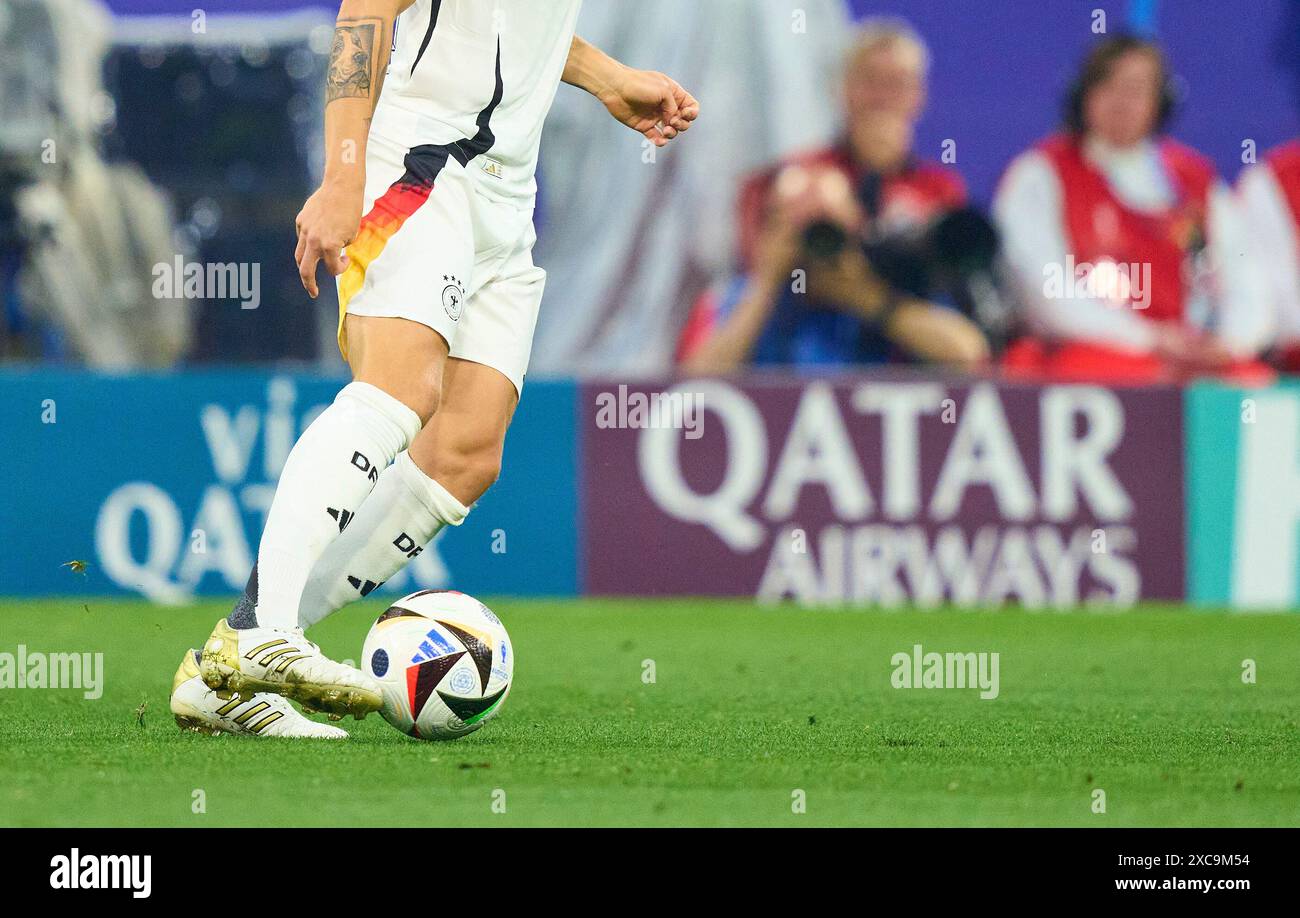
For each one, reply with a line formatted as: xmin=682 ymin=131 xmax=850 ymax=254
xmin=327 ymin=21 xmax=378 ymax=103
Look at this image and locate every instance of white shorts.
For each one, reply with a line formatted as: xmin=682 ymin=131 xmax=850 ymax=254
xmin=336 ymin=130 xmax=546 ymax=395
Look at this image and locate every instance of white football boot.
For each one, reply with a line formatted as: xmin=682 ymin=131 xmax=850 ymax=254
xmin=170 ymin=650 xmax=347 ymax=738
xmin=199 ymin=618 xmax=382 ymax=720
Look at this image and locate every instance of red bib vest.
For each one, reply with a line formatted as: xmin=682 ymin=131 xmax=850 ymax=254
xmin=1265 ymin=140 xmax=1300 ymax=252
xmin=1038 ymin=133 xmax=1215 ymax=323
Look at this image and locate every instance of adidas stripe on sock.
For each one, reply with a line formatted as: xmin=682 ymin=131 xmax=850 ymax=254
xmin=232 ymin=382 xmax=421 ymax=630
xmin=298 ymin=451 xmax=469 ymax=628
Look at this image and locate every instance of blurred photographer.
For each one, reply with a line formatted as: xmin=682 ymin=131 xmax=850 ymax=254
xmin=679 ymin=20 xmax=990 ymax=374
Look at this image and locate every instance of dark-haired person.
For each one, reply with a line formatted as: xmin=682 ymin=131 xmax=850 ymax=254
xmin=679 ymin=19 xmax=989 ymax=373
xmin=994 ymin=35 xmax=1272 ymax=382
xmin=1239 ymin=139 xmax=1300 ymax=370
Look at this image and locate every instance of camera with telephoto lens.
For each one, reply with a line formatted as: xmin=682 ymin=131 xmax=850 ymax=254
xmin=799 ymin=200 xmax=1012 ymax=347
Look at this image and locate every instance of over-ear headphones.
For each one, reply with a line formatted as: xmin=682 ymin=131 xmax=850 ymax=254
xmin=1064 ymin=33 xmax=1179 ymax=135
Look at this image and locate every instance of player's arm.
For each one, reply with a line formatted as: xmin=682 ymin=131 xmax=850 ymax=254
xmin=296 ymin=0 xmax=415 ymax=298
xmin=563 ymin=36 xmax=700 ymax=147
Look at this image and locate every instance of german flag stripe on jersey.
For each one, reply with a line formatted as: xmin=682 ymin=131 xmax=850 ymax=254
xmin=336 ymin=166 xmax=441 ymax=360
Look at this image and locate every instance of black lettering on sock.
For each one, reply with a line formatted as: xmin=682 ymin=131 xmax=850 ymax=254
xmin=393 ymin=533 xmax=424 ymax=559
xmin=351 ymin=451 xmax=379 ymax=482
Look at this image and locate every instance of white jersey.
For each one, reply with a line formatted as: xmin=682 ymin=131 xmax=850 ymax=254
xmin=374 ymin=0 xmax=584 ymax=201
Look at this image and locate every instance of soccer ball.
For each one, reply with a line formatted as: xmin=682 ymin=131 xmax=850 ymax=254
xmin=361 ymin=590 xmax=513 ymax=740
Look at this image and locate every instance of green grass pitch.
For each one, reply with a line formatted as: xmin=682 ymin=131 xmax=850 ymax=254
xmin=1 ymin=599 xmax=1297 ymax=827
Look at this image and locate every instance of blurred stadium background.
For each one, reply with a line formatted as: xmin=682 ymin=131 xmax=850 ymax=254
xmin=3 ymin=0 xmax=1300 ymax=613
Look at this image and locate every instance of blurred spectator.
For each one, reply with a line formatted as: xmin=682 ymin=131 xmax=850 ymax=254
xmin=995 ymin=35 xmax=1273 ymax=383
xmin=0 ymin=0 xmax=191 ymax=367
xmin=679 ymin=19 xmax=990 ymax=374
xmin=1239 ymin=139 xmax=1300 ymax=370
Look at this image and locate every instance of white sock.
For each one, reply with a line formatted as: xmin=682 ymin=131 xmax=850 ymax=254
xmin=239 ymin=382 xmax=422 ymax=629
xmin=298 ymin=451 xmax=469 ymax=628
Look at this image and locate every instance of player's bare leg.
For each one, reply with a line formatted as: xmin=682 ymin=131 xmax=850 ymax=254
xmin=197 ymin=317 xmax=449 ymax=721
xmin=298 ymin=358 xmax=517 ymax=627
xmin=344 ymin=314 xmax=450 ymax=427
xmin=407 ymin=357 xmax=517 ymax=506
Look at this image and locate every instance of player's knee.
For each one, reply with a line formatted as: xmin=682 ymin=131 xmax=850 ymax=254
xmin=457 ymin=450 xmax=502 ymax=503
xmin=480 ymin=452 xmax=503 ymax=491
xmin=345 ymin=317 xmax=449 ymax=425
xmin=424 ymin=443 xmax=501 ymax=504
xmin=354 ymin=374 xmax=441 ymax=426
xmin=407 ymin=383 xmax=442 ymax=427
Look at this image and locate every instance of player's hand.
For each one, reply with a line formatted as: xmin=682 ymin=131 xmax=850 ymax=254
xmin=294 ymin=181 xmax=363 ymax=299
xmin=598 ymin=66 xmax=699 ymax=147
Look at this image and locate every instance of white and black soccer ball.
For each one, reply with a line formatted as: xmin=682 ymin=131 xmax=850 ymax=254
xmin=361 ymin=590 xmax=513 ymax=740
